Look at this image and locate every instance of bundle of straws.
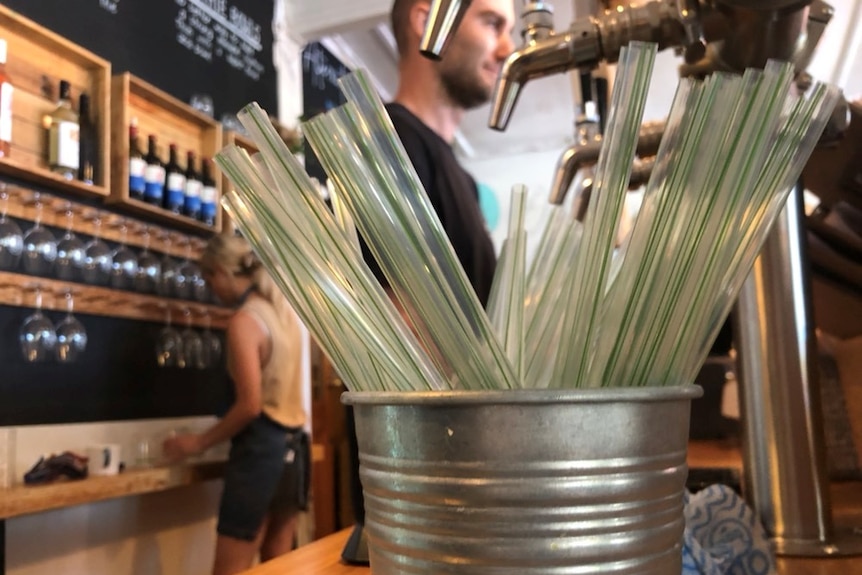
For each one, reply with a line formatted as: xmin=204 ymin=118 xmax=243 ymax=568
xmin=216 ymin=41 xmax=839 ymax=392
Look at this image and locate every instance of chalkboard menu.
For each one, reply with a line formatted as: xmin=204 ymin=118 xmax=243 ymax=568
xmin=302 ymin=42 xmax=351 ymax=182
xmin=1 ymin=0 xmax=277 ymax=119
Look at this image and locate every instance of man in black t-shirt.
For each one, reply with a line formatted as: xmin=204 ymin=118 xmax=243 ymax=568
xmin=376 ymin=0 xmax=516 ymax=306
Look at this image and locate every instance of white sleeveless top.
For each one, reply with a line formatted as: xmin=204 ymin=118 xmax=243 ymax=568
xmin=238 ymin=296 xmax=306 ymax=429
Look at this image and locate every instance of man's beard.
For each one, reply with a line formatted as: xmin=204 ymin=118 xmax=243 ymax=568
xmin=439 ymin=57 xmax=493 ymax=110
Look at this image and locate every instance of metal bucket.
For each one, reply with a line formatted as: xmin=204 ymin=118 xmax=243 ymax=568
xmin=344 ymin=386 xmax=702 ymax=574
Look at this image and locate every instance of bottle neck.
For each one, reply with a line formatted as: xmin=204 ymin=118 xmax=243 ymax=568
xmin=58 ymin=82 xmax=72 ymax=107
xmin=187 ymin=154 xmax=198 ymax=174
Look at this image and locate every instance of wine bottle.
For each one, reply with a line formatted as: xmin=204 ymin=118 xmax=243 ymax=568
xmin=128 ymin=118 xmax=146 ymax=200
xmin=164 ymin=143 xmax=186 ymax=214
xmin=47 ymin=80 xmax=79 ymax=180
xmin=143 ymin=135 xmax=165 ymax=206
xmin=77 ymin=93 xmax=96 ymax=185
xmin=0 ymin=39 xmax=13 ymax=158
xmin=184 ymin=151 xmax=202 ymax=220
xmin=200 ymin=158 xmax=218 ymax=226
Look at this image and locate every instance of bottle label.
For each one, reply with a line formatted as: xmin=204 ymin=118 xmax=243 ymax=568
xmin=129 ymin=157 xmax=146 ymax=193
xmin=0 ymin=82 xmax=13 ymax=144
xmin=166 ymin=172 xmax=186 ymax=207
xmin=200 ymin=185 xmax=218 ymax=204
xmin=49 ymin=120 xmax=80 ymax=170
xmin=184 ymin=178 xmax=202 ymax=215
xmin=201 ymin=185 xmax=218 ymax=222
xmin=185 ymin=178 xmax=201 ymax=198
xmin=144 ymin=164 xmax=165 ymax=201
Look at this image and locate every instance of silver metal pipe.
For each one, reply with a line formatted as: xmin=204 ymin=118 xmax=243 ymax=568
xmin=733 ymin=185 xmax=835 ymax=553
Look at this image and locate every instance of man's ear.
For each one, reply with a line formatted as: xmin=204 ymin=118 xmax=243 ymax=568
xmin=409 ymin=1 xmax=431 ymax=42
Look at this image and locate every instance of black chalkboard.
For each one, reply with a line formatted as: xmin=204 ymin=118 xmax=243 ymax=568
xmin=1 ymin=0 xmax=277 ymax=119
xmin=0 ymin=304 xmax=230 ymax=426
xmin=302 ymin=42 xmax=351 ymax=182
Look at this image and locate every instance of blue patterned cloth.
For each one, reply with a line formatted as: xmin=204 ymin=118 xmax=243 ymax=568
xmin=682 ymin=484 xmax=777 ymax=575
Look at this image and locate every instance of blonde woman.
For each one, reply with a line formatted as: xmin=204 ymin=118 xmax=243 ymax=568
xmin=164 ymin=234 xmax=307 ymax=575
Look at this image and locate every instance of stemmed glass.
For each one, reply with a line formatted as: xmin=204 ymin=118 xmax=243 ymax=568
xmin=55 ymin=289 xmax=87 ymax=363
xmin=172 ymin=237 xmax=193 ymax=300
xmin=181 ymin=307 xmax=205 ymax=370
xmin=134 ymin=225 xmax=162 ymax=294
xmin=54 ymin=202 xmax=86 ymax=281
xmin=179 ymin=239 xmax=207 ymax=302
xmin=19 ymin=285 xmax=57 ymax=362
xmin=81 ymin=211 xmax=112 ymax=286
xmin=156 ymin=232 xmax=182 ymax=298
xmin=156 ymin=305 xmax=184 ymax=368
xmin=21 ymin=193 xmax=57 ymax=276
xmin=0 ymin=184 xmax=23 ymax=271
xmin=199 ymin=309 xmax=222 ymax=369
xmin=109 ymin=217 xmax=138 ymax=290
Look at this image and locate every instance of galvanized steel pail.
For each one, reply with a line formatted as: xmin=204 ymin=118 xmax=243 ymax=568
xmin=344 ymin=386 xmax=702 ymax=574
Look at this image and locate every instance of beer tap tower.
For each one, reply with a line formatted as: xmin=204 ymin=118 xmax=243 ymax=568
xmin=420 ymin=0 xmax=860 ymax=556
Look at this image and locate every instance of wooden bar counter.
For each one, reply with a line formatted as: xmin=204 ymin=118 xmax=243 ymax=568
xmin=240 ymin=439 xmax=862 ymax=575
xmin=0 ymin=461 xmax=225 ymax=520
xmin=243 ymin=483 xmax=862 ymax=575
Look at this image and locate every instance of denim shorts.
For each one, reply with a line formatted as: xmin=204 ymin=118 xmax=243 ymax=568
xmin=217 ymin=415 xmax=308 ymax=541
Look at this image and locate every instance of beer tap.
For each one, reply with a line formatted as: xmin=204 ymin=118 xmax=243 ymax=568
xmin=420 ymin=0 xmax=832 ymax=130
xmin=551 ymin=119 xmax=664 ymax=204
xmin=420 ymin=0 xmax=472 ymax=58
xmin=490 ymin=1 xmax=695 ymax=130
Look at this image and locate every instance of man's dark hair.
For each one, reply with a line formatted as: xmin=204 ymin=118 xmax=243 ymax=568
xmin=391 ymin=0 xmax=423 ymax=57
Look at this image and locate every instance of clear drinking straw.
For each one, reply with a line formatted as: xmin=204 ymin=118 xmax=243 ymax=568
xmin=486 ymin=185 xmax=527 ymax=382
xmin=302 ymin=101 xmax=517 ymax=390
xmin=552 ymin=42 xmax=656 ymax=388
xmin=217 ymin=143 xmax=449 ymax=392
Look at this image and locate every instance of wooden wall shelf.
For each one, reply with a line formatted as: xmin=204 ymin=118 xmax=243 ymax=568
xmin=113 ymin=195 xmax=220 ymax=235
xmin=0 ymin=446 xmax=326 ymax=521
xmin=0 ymin=270 xmax=231 ymax=329
xmin=0 ymin=460 xmax=225 ymax=520
xmin=0 ymin=158 xmax=108 ymax=198
xmin=109 ymin=73 xmax=222 ymax=233
xmin=2 ymin=183 xmax=207 ymax=260
xmin=0 ymin=4 xmax=111 ymax=198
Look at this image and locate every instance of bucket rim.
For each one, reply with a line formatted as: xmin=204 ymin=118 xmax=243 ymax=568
xmin=342 ymin=385 xmax=703 ymax=406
